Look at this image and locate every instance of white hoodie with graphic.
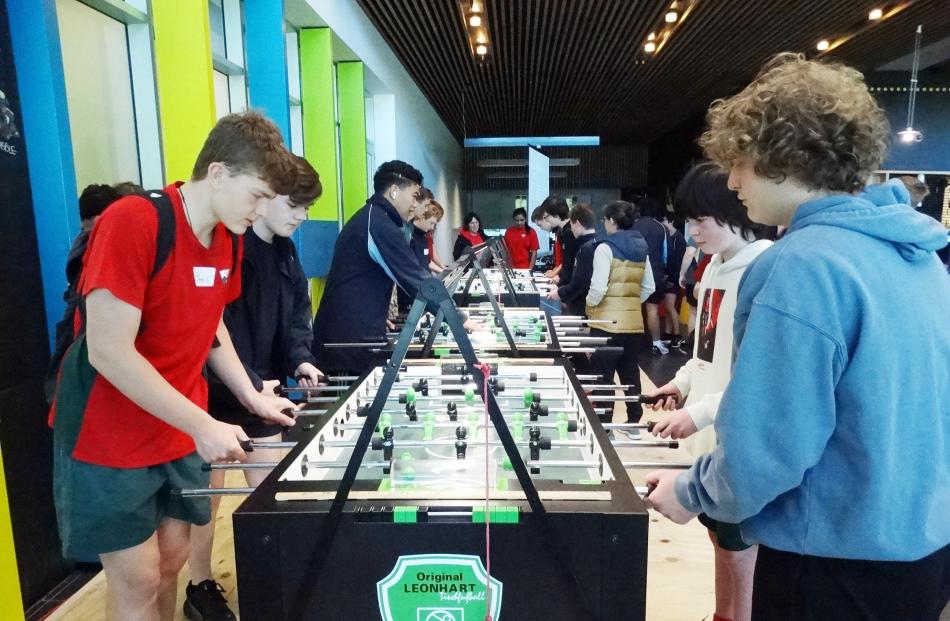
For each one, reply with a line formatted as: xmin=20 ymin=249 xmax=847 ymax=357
xmin=671 ymin=239 xmax=772 ymax=457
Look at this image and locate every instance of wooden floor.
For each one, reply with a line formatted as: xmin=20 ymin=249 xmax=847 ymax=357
xmin=47 ymin=372 xmax=718 ymax=620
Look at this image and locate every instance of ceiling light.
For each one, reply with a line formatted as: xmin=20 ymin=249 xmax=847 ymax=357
xmin=898 ymin=128 xmax=923 ymax=143
xmin=647 ymin=32 xmax=656 ymax=41
xmin=470 ymin=0 xmax=482 ymax=12
xmin=868 ymin=8 xmax=883 ymax=20
xmin=469 ymin=14 xmax=482 ymax=27
xmin=644 ymin=41 xmax=657 ymax=53
xmin=816 ymin=39 xmax=830 ymax=51
xmin=665 ymin=11 xmax=678 ymax=23
xmin=476 ymin=44 xmax=488 ymax=55
xmin=899 ymin=26 xmax=924 ymax=144
xmin=474 ymin=28 xmax=487 ymax=44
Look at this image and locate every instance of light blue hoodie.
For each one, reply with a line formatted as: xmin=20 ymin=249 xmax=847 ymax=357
xmin=675 ymin=180 xmax=950 ymax=561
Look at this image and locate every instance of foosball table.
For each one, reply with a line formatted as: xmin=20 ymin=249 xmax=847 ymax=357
xmin=232 ymin=358 xmax=656 ymax=620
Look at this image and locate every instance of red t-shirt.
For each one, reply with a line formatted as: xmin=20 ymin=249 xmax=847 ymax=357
xmin=426 ymin=232 xmax=435 ymax=263
xmin=503 ymin=226 xmax=539 ymax=269
xmin=58 ymin=183 xmax=242 ymax=467
xmin=553 ymin=228 xmax=564 ymax=267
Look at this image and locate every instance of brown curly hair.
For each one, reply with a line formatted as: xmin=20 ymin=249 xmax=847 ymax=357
xmin=700 ymin=53 xmax=889 ymax=193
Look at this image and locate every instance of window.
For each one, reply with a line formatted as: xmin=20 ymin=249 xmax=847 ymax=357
xmin=56 ymin=0 xmax=162 ymax=189
xmin=210 ymin=0 xmax=247 ymax=119
xmin=285 ymin=27 xmax=304 ymax=155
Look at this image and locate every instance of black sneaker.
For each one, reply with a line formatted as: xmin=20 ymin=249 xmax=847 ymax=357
xmin=184 ymin=580 xmax=236 ymax=621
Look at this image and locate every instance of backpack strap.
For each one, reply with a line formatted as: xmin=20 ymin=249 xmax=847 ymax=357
xmin=142 ymin=190 xmax=176 ymax=278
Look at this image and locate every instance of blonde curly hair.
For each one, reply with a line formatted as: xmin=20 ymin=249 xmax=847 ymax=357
xmin=700 ymin=53 xmax=889 ymax=193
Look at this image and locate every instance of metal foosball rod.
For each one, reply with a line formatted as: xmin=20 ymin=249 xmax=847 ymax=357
xmin=175 ymin=487 xmax=257 ymax=497
xmin=604 ymin=421 xmax=658 ymax=432
xmin=333 ymin=420 xmax=578 ymax=432
xmin=550 ymin=317 xmax=617 ymax=325
xmin=622 ymin=461 xmax=693 ymax=469
xmin=525 ymin=459 xmax=692 ymax=470
xmin=202 ymin=460 xmax=391 ymax=471
xmin=610 ymin=439 xmax=679 ymax=448
xmin=319 ymin=437 xmax=584 ymax=450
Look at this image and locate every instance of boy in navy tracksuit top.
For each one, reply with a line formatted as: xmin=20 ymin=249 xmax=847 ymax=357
xmin=312 ymin=161 xmax=431 ymax=374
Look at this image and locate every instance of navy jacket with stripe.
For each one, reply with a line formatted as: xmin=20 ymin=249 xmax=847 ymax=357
xmin=312 ymin=194 xmax=430 ymax=372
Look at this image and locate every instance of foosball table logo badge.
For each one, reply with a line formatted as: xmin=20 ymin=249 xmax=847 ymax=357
xmin=377 ymin=554 xmax=503 ymax=621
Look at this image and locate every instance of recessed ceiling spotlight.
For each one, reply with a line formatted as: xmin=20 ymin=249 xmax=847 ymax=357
xmin=474 ymin=29 xmax=487 ymax=44
xmin=869 ymin=7 xmax=884 ymax=20
xmin=476 ymin=44 xmax=488 ymax=56
xmin=647 ymin=32 xmax=656 ymax=41
xmin=469 ymin=14 xmax=482 ymax=27
xmin=665 ymin=10 xmax=678 ymax=23
xmin=644 ymin=41 xmax=657 ymax=53
xmin=817 ymin=39 xmax=830 ymax=51
xmin=470 ymin=0 xmax=482 ymax=12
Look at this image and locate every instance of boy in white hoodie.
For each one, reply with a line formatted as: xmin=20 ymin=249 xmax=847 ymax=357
xmin=647 ymin=162 xmax=772 ymax=621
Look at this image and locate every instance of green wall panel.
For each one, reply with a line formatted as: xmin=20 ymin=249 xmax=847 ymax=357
xmin=337 ymin=61 xmax=368 ymax=222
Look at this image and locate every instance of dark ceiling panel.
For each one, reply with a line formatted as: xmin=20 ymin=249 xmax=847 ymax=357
xmin=356 ymin=0 xmax=950 ymax=144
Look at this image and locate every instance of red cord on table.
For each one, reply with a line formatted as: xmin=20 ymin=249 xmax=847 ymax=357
xmin=474 ymin=362 xmax=493 ymax=621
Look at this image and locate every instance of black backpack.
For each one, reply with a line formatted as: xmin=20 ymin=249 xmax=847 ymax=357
xmin=44 ymin=190 xmax=237 ymax=404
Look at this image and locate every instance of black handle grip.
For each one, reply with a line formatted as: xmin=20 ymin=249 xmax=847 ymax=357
xmin=637 ymin=394 xmax=663 ymax=404
xmin=647 ymin=421 xmax=656 ymax=433
xmin=240 ymin=440 xmax=254 ymax=453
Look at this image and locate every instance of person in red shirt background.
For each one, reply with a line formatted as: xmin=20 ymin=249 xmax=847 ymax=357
xmin=453 ymin=211 xmax=489 ymax=260
xmin=49 ymin=112 xmax=299 ymax=621
xmin=503 ymin=207 xmax=539 ymax=269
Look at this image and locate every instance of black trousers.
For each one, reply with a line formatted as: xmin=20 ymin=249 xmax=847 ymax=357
xmin=588 ymin=329 xmax=643 ymax=423
xmin=751 ymin=544 xmax=950 ymax=621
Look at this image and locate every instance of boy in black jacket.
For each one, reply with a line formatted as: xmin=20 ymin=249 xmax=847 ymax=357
xmin=547 ymin=203 xmax=598 ymax=317
xmin=184 ymin=154 xmax=324 ymax=621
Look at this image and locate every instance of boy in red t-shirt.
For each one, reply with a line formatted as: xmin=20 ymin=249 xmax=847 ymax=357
xmin=50 ymin=112 xmax=299 ymax=621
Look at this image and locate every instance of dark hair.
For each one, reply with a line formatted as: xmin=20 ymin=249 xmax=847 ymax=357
xmin=530 ymin=205 xmax=544 ymax=223
xmin=636 ymin=196 xmax=665 ymax=220
xmin=537 ymin=195 xmax=569 ymax=220
xmin=512 ymin=207 xmax=529 ymax=231
xmin=288 ymin=154 xmax=323 ymax=206
xmin=602 ymin=201 xmax=636 ymax=230
xmin=79 ymin=184 xmax=120 ymax=221
xmin=191 ymin=111 xmax=294 ymax=195
xmin=418 ymin=186 xmax=434 ymax=202
xmin=569 ymin=203 xmax=595 ymax=229
xmin=112 ymin=181 xmax=145 ymax=197
xmin=373 ymin=160 xmax=423 ymax=194
xmin=674 ymin=162 xmax=767 ymax=239
xmin=462 ymin=212 xmax=482 ymax=231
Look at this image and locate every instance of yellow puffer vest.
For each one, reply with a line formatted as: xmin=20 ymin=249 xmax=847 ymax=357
xmin=586 ymin=257 xmax=645 ymax=334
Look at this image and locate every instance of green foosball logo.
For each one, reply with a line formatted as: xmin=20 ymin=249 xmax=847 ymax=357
xmin=377 ymin=554 xmax=503 ymax=621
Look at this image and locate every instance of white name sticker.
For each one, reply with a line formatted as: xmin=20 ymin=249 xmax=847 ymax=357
xmin=193 ymin=266 xmax=217 ymax=287
xmin=219 ymin=268 xmax=231 ymax=283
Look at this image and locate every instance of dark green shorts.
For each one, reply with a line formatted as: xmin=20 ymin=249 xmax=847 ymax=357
xmin=698 ymin=512 xmax=752 ymax=552
xmin=53 ymin=450 xmax=210 ymax=559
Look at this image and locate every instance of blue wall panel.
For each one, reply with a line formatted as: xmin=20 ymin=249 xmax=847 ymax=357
xmin=8 ymin=0 xmax=77 ymax=350
xmin=244 ymin=0 xmax=290 ymax=143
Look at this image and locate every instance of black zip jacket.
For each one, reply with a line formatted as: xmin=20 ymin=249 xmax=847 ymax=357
xmin=208 ymin=231 xmax=315 ymax=413
xmin=632 ymin=216 xmax=668 ymax=291
xmin=557 ymin=232 xmax=599 ymax=316
xmin=312 ymin=194 xmax=430 ymax=372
